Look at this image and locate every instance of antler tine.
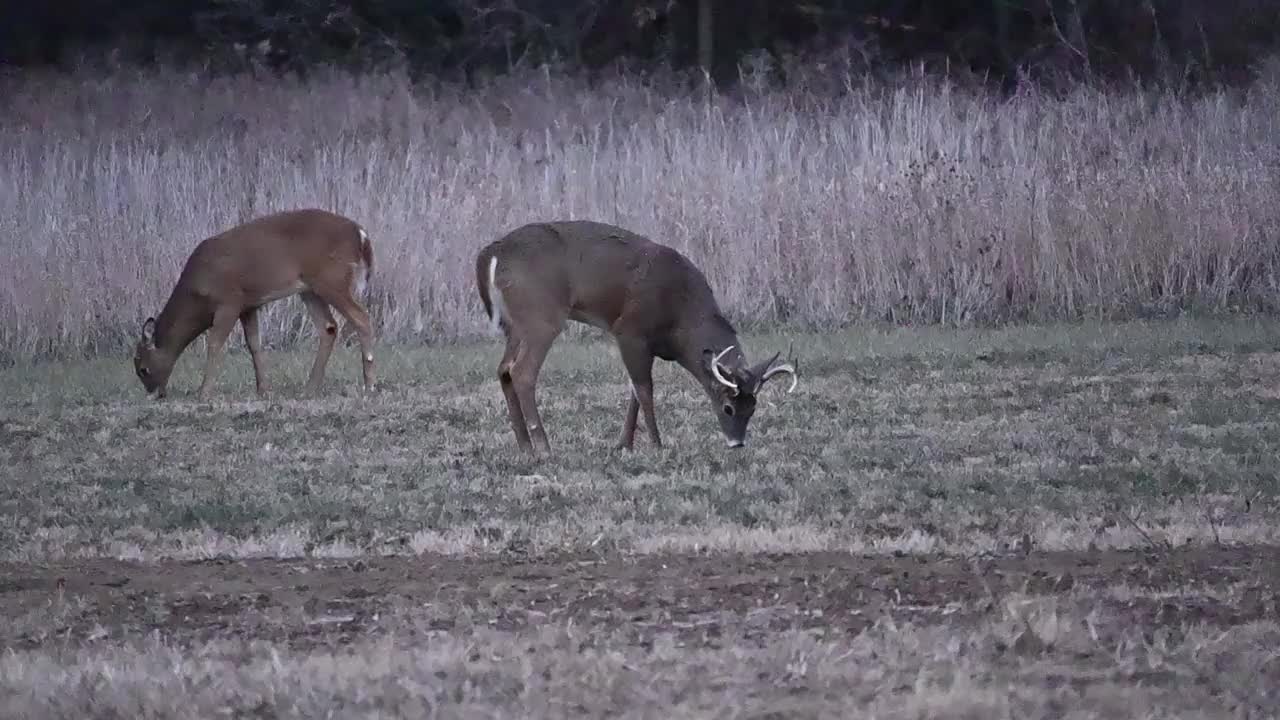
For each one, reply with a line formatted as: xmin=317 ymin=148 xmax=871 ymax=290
xmin=787 ymin=340 xmax=800 ymax=383
xmin=761 ymin=363 xmax=798 ymax=393
xmin=760 ymin=342 xmax=799 ymax=393
xmin=710 ymin=345 xmax=738 ymax=390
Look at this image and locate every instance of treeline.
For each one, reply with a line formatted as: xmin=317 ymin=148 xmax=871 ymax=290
xmin=5 ymin=0 xmax=1279 ymax=89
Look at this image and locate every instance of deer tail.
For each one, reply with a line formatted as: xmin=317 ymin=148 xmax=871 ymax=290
xmin=357 ymin=227 xmax=374 ymax=279
xmin=348 ymin=226 xmax=373 ymax=299
xmin=476 ymin=251 xmax=504 ymax=333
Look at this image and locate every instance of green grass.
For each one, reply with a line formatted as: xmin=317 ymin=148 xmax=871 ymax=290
xmin=2 ymin=315 xmax=1279 ymax=561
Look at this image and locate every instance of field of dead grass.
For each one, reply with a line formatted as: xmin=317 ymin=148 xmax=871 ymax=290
xmin=3 ymin=318 xmax=1279 ymax=560
xmin=1 ymin=318 xmax=1278 ymax=716
xmin=2 ymin=547 xmax=1278 ymax=718
xmin=4 ymin=66 xmax=1280 ymax=362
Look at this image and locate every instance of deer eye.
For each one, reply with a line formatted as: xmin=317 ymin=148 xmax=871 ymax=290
xmin=722 ymin=403 xmax=734 ymax=416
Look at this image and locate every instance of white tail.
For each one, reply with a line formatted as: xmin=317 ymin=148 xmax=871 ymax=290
xmin=352 ymin=227 xmax=372 ymax=298
xmin=486 ymin=255 xmax=506 ymax=333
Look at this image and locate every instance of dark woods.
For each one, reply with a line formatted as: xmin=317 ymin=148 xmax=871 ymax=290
xmin=4 ymin=1 xmax=1279 ymax=90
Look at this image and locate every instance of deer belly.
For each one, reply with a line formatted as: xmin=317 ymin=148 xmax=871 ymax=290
xmin=568 ymin=308 xmax=613 ymax=330
xmin=652 ymin=341 xmax=679 ymax=361
xmin=256 ymin=280 xmax=308 ymax=304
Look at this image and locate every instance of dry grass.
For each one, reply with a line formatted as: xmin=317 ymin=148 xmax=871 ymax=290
xmin=1 ymin=318 xmax=1277 ymax=562
xmin=3 ymin=66 xmax=1280 ymax=361
xmin=3 ymin=316 xmax=1278 ymax=716
xmin=2 ymin=593 xmax=1275 ymax=718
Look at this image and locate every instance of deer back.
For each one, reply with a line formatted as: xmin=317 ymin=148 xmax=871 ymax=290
xmin=481 ymin=221 xmax=721 ymax=338
xmin=173 ymin=209 xmax=366 ymax=305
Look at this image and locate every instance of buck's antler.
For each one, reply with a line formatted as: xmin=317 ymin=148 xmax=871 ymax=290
xmin=710 ymin=345 xmax=739 ymax=391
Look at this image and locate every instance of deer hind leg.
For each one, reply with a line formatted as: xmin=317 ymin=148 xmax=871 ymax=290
xmin=508 ymin=325 xmax=561 ymax=455
xmin=240 ymin=306 xmax=268 ymax=397
xmin=616 ymin=339 xmax=661 ymax=448
xmin=196 ymin=307 xmax=239 ymax=401
xmin=314 ymin=285 xmax=376 ymax=392
xmin=497 ymin=335 xmax=533 ymax=452
xmin=300 ymin=292 xmax=339 ymax=394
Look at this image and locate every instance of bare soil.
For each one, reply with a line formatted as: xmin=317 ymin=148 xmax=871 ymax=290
xmin=3 ymin=545 xmax=1276 ymax=653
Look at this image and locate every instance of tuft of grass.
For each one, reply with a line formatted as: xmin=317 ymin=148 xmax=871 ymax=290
xmin=3 ymin=67 xmax=1280 ymax=362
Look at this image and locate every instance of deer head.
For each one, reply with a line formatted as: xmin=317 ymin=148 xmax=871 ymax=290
xmin=701 ymin=345 xmax=798 ymax=448
xmin=133 ymin=317 xmax=177 ymax=398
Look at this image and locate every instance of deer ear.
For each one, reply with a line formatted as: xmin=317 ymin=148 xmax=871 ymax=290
xmin=752 ymin=352 xmax=781 ymax=375
xmin=702 ymin=348 xmax=724 ymax=376
xmin=748 ymin=352 xmax=780 ymax=392
xmin=141 ymin=317 xmax=156 ymax=345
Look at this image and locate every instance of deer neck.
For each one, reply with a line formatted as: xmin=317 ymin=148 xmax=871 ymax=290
xmin=152 ymin=286 xmax=210 ymax=359
xmin=676 ymin=313 xmax=743 ymax=392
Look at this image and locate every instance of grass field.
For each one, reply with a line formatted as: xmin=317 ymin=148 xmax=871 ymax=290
xmin=2 ymin=317 xmax=1279 ymax=717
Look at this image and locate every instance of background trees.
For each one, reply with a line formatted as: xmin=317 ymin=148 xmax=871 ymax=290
xmin=5 ymin=1 xmax=1278 ymax=89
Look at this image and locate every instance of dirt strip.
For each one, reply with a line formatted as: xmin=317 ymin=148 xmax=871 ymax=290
xmin=2 ymin=545 xmax=1276 ymax=651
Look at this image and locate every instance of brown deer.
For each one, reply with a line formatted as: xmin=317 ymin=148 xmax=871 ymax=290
xmin=475 ymin=221 xmax=797 ymax=454
xmin=133 ymin=208 xmax=376 ymax=400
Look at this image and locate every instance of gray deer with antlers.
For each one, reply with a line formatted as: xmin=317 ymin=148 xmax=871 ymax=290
xmin=475 ymin=220 xmax=797 ymax=455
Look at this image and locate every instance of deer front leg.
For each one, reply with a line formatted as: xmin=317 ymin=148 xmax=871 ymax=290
xmin=617 ymin=340 xmax=660 ymax=448
xmin=633 ymin=382 xmax=661 ymax=447
xmin=196 ymin=308 xmax=239 ymax=401
xmin=617 ymin=387 xmax=641 ymax=450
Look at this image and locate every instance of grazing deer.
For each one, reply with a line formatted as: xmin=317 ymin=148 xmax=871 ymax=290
xmin=133 ymin=208 xmax=376 ymax=400
xmin=475 ymin=221 xmax=797 ymax=454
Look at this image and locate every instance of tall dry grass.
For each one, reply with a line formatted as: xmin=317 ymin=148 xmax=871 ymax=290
xmin=2 ymin=64 xmax=1279 ymax=362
